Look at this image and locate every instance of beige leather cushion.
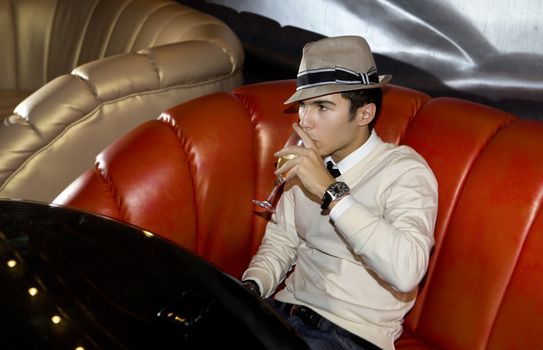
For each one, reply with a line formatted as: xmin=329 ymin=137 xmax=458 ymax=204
xmin=1 ymin=0 xmax=244 ymax=89
xmin=0 ymin=0 xmax=244 ymax=202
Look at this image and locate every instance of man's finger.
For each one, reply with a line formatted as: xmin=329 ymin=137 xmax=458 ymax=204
xmin=292 ymin=123 xmax=314 ymax=148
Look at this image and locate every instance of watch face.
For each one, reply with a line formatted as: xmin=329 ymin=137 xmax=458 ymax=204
xmin=321 ymin=182 xmax=350 ymax=210
xmin=330 ymin=182 xmax=350 ymax=199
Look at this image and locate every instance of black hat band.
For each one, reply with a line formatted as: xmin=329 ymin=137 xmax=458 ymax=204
xmin=296 ymin=66 xmax=379 ymax=91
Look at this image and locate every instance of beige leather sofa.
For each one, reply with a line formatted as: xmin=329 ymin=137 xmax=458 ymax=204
xmin=0 ymin=0 xmax=244 ymax=202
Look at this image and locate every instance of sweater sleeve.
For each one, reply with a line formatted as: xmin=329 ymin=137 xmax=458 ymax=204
xmin=242 ymin=187 xmax=300 ymax=297
xmin=333 ymin=156 xmax=438 ymax=293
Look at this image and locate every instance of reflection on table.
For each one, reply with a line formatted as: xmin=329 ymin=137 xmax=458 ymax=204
xmin=0 ymin=199 xmax=307 ymax=349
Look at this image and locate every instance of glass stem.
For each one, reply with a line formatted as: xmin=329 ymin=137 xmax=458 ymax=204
xmin=265 ymin=177 xmax=285 ymax=202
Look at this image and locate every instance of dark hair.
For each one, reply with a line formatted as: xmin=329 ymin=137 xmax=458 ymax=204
xmin=341 ymin=88 xmax=383 ymax=131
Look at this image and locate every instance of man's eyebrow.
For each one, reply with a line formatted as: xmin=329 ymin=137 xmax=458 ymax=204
xmin=307 ymin=99 xmax=336 ymax=106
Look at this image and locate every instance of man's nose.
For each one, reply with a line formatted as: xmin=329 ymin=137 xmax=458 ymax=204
xmin=299 ymin=108 xmax=312 ymax=129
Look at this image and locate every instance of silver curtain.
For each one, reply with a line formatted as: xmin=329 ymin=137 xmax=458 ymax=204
xmin=208 ymin=0 xmax=543 ymax=120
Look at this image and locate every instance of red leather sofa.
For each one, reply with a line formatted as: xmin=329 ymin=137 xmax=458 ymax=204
xmin=55 ymin=80 xmax=543 ymax=349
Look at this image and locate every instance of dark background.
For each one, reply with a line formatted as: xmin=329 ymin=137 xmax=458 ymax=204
xmin=177 ymin=0 xmax=542 ymax=121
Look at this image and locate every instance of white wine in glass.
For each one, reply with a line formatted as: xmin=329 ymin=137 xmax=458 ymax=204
xmin=253 ymin=131 xmax=304 ymax=213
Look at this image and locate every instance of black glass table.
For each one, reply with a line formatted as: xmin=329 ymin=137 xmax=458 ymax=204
xmin=0 ymin=199 xmax=308 ymax=349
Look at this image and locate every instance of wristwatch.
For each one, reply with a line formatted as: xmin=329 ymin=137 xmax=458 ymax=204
xmin=321 ymin=181 xmax=350 ymax=210
xmin=242 ymin=280 xmax=261 ymax=297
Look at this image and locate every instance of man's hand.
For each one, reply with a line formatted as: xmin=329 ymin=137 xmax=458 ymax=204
xmin=275 ymin=123 xmax=335 ymax=199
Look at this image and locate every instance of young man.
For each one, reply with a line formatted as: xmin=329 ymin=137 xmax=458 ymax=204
xmin=242 ymin=36 xmax=438 ymax=350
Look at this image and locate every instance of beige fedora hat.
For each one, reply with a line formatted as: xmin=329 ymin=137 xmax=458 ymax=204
xmin=285 ymin=35 xmax=392 ymax=104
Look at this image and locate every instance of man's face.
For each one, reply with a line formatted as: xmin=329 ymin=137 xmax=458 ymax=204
xmin=298 ymin=93 xmax=370 ymax=162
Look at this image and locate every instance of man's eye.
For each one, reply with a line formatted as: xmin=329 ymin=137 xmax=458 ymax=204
xmin=319 ymin=105 xmax=328 ymax=111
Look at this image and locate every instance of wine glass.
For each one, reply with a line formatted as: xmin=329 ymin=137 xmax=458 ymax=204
xmin=253 ymin=131 xmax=304 ymax=213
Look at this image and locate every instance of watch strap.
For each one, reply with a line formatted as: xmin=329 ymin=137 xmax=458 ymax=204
xmin=321 ymin=191 xmax=333 ymax=210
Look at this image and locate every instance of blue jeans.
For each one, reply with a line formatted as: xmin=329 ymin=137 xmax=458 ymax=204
xmin=267 ymin=299 xmax=381 ymax=350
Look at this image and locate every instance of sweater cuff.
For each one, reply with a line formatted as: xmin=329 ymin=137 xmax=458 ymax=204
xmin=241 ymin=267 xmax=275 ymax=298
xmin=329 ymin=195 xmax=355 ymax=221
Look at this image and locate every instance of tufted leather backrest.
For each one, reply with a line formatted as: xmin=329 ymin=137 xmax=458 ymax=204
xmin=400 ymin=118 xmax=543 ymax=349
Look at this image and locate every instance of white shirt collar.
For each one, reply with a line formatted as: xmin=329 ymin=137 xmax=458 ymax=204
xmin=324 ymin=131 xmax=380 ymax=174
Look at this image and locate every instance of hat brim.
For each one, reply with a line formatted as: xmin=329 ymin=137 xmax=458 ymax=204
xmin=284 ymin=74 xmax=392 ymax=104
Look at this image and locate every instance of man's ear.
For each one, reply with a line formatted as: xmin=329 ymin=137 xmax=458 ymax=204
xmin=356 ymin=103 xmax=376 ymax=127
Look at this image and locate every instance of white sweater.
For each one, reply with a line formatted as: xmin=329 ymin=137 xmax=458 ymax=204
xmin=243 ymin=134 xmax=438 ymax=350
